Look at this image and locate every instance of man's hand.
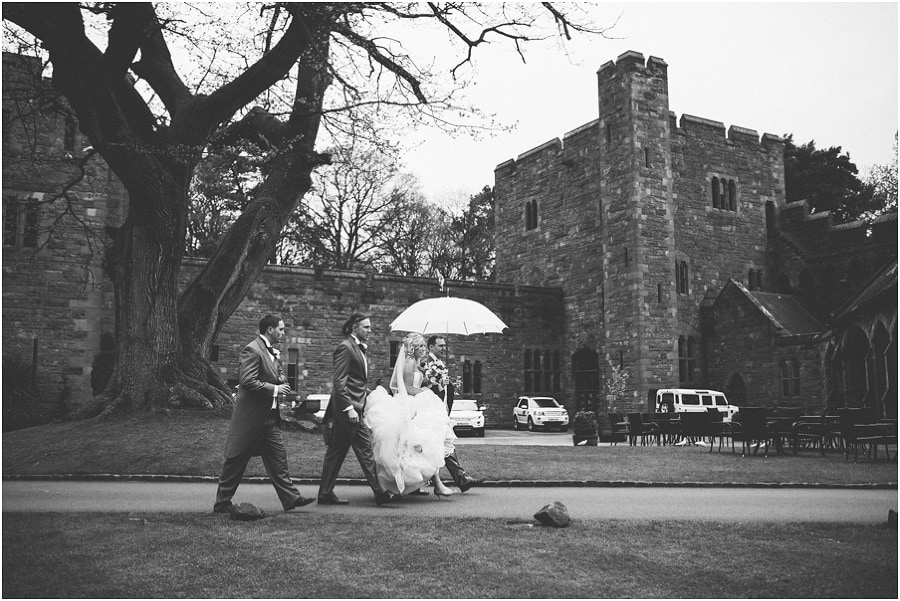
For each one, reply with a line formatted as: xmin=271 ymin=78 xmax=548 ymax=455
xmin=276 ymin=383 xmax=291 ymax=396
xmin=346 ymin=407 xmax=359 ymax=424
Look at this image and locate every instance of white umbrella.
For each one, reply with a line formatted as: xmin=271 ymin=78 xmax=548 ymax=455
xmin=389 ymin=297 xmax=508 ymax=335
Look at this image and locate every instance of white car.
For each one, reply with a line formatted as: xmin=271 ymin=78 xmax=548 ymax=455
xmin=450 ymin=399 xmax=486 ymax=437
xmin=513 ymin=396 xmax=569 ymax=432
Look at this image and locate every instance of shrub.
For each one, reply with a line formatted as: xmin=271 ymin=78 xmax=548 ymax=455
xmin=572 ymin=410 xmax=598 ymax=436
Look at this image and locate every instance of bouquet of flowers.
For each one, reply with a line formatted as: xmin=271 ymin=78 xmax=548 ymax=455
xmin=422 ymin=359 xmax=449 ymax=389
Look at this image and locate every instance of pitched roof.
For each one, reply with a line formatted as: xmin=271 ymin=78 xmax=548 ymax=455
xmin=830 ymin=259 xmax=898 ymax=324
xmin=720 ymin=280 xmax=824 ymax=336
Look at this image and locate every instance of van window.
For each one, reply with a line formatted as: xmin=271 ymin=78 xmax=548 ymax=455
xmin=682 ymin=394 xmax=700 ymax=405
xmin=701 ymin=395 xmax=713 ymax=406
xmin=714 ymin=396 xmax=727 ymax=406
xmin=661 ymin=393 xmax=674 ymax=404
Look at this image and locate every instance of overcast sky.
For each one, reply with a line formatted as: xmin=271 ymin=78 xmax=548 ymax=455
xmin=399 ymin=2 xmax=898 ymax=203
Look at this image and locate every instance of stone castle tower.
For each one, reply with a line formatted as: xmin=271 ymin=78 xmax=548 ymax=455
xmin=495 ymin=51 xmax=786 ymax=409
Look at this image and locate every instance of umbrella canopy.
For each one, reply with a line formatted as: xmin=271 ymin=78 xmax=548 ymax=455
xmin=390 ymin=297 xmax=508 ymax=336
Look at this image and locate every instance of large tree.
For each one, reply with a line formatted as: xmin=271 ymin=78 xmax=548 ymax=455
xmin=783 ymin=134 xmax=892 ymax=223
xmin=3 ymin=3 xmax=607 ymax=418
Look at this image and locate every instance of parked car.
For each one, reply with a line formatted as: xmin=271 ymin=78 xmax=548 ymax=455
xmin=450 ymin=399 xmax=486 ymax=437
xmin=654 ymin=388 xmax=739 ymax=422
xmin=513 ymin=396 xmax=569 ymax=432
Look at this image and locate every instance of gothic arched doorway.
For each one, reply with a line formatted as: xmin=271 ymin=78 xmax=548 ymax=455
xmin=572 ymin=349 xmax=600 ymax=412
xmin=724 ymin=372 xmax=746 ymax=406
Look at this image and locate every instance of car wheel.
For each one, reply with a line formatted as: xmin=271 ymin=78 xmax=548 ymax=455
xmin=528 ymin=418 xmax=536 ymax=432
xmin=476 ymin=428 xmax=485 ymax=437
xmin=513 ymin=417 xmax=521 ymax=431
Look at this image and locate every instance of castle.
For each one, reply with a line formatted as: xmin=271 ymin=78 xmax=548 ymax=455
xmin=3 ymin=50 xmax=896 ymax=427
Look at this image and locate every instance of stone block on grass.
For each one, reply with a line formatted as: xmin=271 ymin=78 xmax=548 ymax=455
xmin=534 ymin=501 xmax=570 ymax=528
xmin=230 ymin=502 xmax=267 ymax=521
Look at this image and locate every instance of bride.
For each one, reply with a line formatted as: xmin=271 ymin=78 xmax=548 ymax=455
xmin=365 ymin=332 xmax=457 ymax=497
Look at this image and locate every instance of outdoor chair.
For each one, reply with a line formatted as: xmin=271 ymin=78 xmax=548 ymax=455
xmin=791 ymin=419 xmax=827 ymax=455
xmin=677 ymin=411 xmax=711 ymax=446
xmin=838 ymin=408 xmax=884 ymax=462
xmin=609 ymin=413 xmax=629 ymax=446
xmin=734 ymin=407 xmax=770 ymax=457
xmin=706 ymin=408 xmax=735 ymax=452
xmin=626 ymin=413 xmax=657 ymax=446
xmin=651 ymin=412 xmax=676 ymax=445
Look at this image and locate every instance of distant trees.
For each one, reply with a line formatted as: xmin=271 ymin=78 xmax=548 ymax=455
xmin=783 ymin=134 xmax=898 ymax=223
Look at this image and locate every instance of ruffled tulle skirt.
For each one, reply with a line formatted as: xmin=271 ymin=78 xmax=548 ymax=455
xmin=365 ymin=385 xmax=457 ymax=495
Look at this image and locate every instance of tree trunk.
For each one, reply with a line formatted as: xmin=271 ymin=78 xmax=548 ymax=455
xmin=175 ymin=20 xmax=333 ymax=402
xmin=77 ymin=159 xmax=194 ymax=418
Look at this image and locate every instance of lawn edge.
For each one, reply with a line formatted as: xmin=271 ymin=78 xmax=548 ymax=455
xmin=3 ymin=473 xmax=896 ymax=489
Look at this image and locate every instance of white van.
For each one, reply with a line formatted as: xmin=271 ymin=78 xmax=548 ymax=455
xmin=655 ymin=389 xmax=739 ymax=422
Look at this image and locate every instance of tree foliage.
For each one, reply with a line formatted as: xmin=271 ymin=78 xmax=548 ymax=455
xmin=3 ymin=2 xmax=609 ymax=418
xmin=783 ymin=134 xmax=894 ymax=223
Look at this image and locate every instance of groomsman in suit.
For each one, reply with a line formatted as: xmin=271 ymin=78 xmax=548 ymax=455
xmin=213 ymin=314 xmax=314 ymax=513
xmin=318 ymin=313 xmax=395 ymax=506
xmin=426 ymin=335 xmax=484 ymax=492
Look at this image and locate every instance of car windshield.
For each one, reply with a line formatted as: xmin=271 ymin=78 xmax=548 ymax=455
xmin=454 ymin=400 xmax=478 ymax=411
xmin=533 ymin=398 xmax=559 ymax=408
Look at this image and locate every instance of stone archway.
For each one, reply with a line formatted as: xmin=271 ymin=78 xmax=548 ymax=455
xmin=572 ymin=349 xmax=600 ymax=412
xmin=724 ymin=372 xmax=746 ymax=406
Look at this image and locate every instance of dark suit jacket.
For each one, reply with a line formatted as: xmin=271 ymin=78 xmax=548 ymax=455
xmin=426 ymin=353 xmax=455 ymax=414
xmin=224 ymin=336 xmax=285 ymax=458
xmin=325 ymin=337 xmax=368 ymax=422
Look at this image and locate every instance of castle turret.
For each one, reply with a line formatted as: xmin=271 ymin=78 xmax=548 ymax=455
xmin=596 ymin=52 xmax=677 ymax=407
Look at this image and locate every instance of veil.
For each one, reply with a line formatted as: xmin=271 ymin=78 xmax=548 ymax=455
xmin=389 ymin=344 xmax=409 ymax=396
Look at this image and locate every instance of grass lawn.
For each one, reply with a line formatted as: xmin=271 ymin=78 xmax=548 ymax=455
xmin=3 ymin=512 xmax=897 ymax=599
xmin=3 ymin=411 xmax=897 ymax=485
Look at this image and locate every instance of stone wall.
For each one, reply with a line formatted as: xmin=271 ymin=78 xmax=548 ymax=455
xmin=195 ymin=261 xmax=566 ymax=428
xmin=2 ymin=53 xmax=122 ymax=411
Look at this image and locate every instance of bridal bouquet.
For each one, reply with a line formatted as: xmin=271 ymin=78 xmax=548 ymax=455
xmin=423 ymin=359 xmax=449 ymax=389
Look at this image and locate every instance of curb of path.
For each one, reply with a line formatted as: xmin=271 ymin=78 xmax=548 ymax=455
xmin=3 ymin=474 xmax=897 ymax=490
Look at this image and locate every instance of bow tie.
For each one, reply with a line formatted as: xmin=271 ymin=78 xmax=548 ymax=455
xmin=358 ymin=343 xmax=367 ymax=354
xmin=266 ymin=345 xmax=279 ymax=359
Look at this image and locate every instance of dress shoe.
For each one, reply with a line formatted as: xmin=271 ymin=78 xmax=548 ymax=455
xmin=317 ymin=493 xmax=349 ymax=506
xmin=286 ymin=496 xmax=316 ymax=510
xmin=375 ymin=491 xmax=398 ymax=506
xmin=433 ymin=488 xmax=455 ymax=499
xmin=213 ymin=502 xmax=233 ymax=514
xmin=413 ymin=488 xmax=431 ymax=495
xmin=458 ymin=477 xmax=485 ymax=493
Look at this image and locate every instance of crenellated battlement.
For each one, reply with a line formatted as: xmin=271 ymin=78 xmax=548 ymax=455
xmin=596 ymin=50 xmax=668 ymax=79
xmin=494 ymin=119 xmax=599 ymax=177
xmin=673 ymin=113 xmax=782 ymax=150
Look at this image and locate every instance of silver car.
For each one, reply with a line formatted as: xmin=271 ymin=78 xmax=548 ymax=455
xmin=513 ymin=396 xmax=569 ymax=432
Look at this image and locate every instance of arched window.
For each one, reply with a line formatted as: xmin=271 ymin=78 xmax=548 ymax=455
xmin=756 ymin=270 xmax=764 ymax=291
xmin=524 ymin=350 xmax=533 ymax=392
xmin=64 ymin=114 xmax=78 ymax=152
xmin=711 ymin=177 xmax=720 ymax=209
xmin=572 ymin=349 xmax=599 ymax=411
xmin=678 ymin=336 xmax=696 ymax=385
xmin=531 ymin=199 xmax=538 ymax=230
xmin=463 ymin=360 xmax=472 ymax=394
xmin=525 ymin=202 xmax=533 ymax=230
xmin=473 ymin=360 xmax=482 ymax=394
xmin=780 ymin=359 xmax=800 ymax=397
xmin=728 ymin=180 xmax=737 ymax=211
xmin=765 ymin=201 xmax=776 ymax=232
xmin=678 ymin=261 xmax=689 ymax=295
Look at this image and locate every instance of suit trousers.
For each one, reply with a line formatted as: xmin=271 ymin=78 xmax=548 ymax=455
xmin=443 ymin=450 xmax=470 ymax=486
xmin=215 ymin=410 xmax=302 ymax=511
xmin=318 ymin=414 xmax=382 ymax=498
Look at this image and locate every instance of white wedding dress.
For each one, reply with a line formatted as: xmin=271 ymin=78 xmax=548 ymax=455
xmin=365 ymin=350 xmax=456 ymax=495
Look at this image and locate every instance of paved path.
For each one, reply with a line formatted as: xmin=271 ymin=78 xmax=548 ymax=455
xmin=3 ymin=480 xmax=896 ymax=523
